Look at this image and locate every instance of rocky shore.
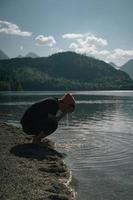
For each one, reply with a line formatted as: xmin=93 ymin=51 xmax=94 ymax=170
xmin=0 ymin=123 xmax=77 ymax=200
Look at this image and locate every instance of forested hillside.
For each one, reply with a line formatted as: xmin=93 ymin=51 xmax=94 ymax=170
xmin=0 ymin=52 xmax=133 ymax=91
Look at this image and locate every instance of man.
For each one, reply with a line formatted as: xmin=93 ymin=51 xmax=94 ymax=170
xmin=20 ymin=93 xmax=76 ymax=145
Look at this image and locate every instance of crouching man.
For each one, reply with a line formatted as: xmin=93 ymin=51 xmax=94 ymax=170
xmin=20 ymin=93 xmax=76 ymax=145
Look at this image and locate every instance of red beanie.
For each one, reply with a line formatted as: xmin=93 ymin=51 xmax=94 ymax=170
xmin=61 ymin=93 xmax=76 ymax=107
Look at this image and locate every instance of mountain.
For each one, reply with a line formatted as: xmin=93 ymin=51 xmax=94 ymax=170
xmin=109 ymin=62 xmax=119 ymax=69
xmin=17 ymin=55 xmax=23 ymax=58
xmin=25 ymin=52 xmax=39 ymax=58
xmin=0 ymin=51 xmax=133 ymax=91
xmin=0 ymin=50 xmax=9 ymax=60
xmin=121 ymin=59 xmax=133 ymax=79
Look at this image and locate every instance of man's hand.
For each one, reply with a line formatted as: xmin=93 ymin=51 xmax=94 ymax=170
xmin=63 ymin=105 xmax=75 ymax=113
xmin=48 ymin=113 xmax=66 ymax=122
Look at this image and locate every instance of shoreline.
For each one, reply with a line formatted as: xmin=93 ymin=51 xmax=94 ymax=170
xmin=0 ymin=123 xmax=77 ymax=200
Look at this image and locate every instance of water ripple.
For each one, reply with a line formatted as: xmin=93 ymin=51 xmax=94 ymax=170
xmin=56 ymin=130 xmax=133 ymax=171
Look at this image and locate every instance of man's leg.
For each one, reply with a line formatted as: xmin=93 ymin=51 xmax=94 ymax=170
xmin=32 ymin=118 xmax=58 ymax=145
xmin=32 ymin=131 xmax=47 ymax=144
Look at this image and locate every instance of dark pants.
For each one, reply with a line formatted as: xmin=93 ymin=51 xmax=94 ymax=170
xmin=22 ymin=118 xmax=58 ymax=136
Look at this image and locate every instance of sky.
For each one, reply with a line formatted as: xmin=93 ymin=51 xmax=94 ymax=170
xmin=0 ymin=0 xmax=133 ymax=66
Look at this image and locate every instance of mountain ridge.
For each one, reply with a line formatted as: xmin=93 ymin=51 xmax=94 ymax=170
xmin=25 ymin=52 xmax=39 ymax=58
xmin=121 ymin=59 xmax=133 ymax=79
xmin=0 ymin=50 xmax=9 ymax=60
xmin=109 ymin=62 xmax=119 ymax=69
xmin=0 ymin=51 xmax=133 ymax=90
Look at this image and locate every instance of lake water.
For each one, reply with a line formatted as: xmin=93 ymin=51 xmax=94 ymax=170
xmin=1 ymin=90 xmax=133 ymax=200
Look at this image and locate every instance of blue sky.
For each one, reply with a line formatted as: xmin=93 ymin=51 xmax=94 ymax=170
xmin=0 ymin=0 xmax=133 ymax=65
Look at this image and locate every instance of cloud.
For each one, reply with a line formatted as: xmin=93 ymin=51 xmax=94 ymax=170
xmin=62 ymin=33 xmax=83 ymax=39
xmin=62 ymin=33 xmax=108 ymax=47
xmin=62 ymin=32 xmax=109 ymax=61
xmin=70 ymin=42 xmax=97 ymax=54
xmin=70 ymin=43 xmax=110 ymax=57
xmin=0 ymin=20 xmax=32 ymax=36
xmin=109 ymin=48 xmax=133 ymax=59
xmin=35 ymin=35 xmax=56 ymax=47
xmin=67 ymin=33 xmax=109 ymax=58
xmin=63 ymin=32 xmax=133 ymax=65
xmin=85 ymin=34 xmax=108 ymax=47
xmin=51 ymin=47 xmax=64 ymax=53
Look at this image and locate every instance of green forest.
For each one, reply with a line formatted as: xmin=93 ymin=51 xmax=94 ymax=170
xmin=0 ymin=52 xmax=133 ymax=91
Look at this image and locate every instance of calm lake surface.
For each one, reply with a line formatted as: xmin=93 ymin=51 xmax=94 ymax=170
xmin=1 ymin=90 xmax=133 ymax=200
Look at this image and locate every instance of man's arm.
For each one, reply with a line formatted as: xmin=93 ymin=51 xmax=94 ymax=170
xmin=48 ymin=112 xmax=66 ymax=122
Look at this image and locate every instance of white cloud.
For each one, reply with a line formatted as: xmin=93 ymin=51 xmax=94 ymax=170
xmin=69 ymin=42 xmax=79 ymax=49
xmin=62 ymin=32 xmax=108 ymax=47
xmin=62 ymin=32 xmax=110 ymax=61
xmin=96 ymin=50 xmax=110 ymax=56
xmin=35 ymin=35 xmax=56 ymax=47
xmin=63 ymin=33 xmax=133 ymax=65
xmin=85 ymin=34 xmax=108 ymax=46
xmin=103 ymin=48 xmax=133 ymax=65
xmin=75 ymin=47 xmax=109 ymax=57
xmin=62 ymin=33 xmax=83 ymax=39
xmin=68 ymin=33 xmax=109 ymax=58
xmin=0 ymin=20 xmax=32 ymax=36
xmin=70 ymin=42 xmax=97 ymax=55
xmin=109 ymin=48 xmax=133 ymax=59
xmin=51 ymin=47 xmax=64 ymax=53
